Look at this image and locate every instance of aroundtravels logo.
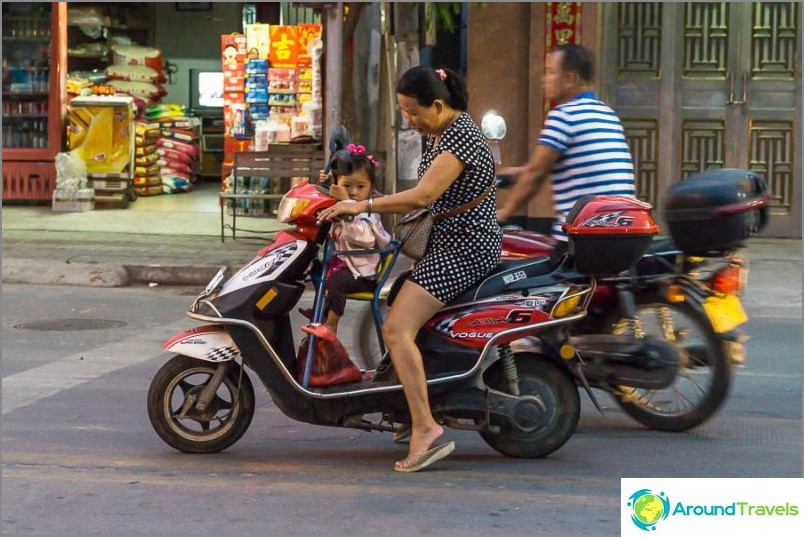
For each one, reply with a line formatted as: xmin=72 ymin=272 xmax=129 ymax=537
xmin=627 ymin=489 xmax=671 ymax=531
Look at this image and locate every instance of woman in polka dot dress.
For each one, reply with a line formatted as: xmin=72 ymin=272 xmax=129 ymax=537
xmin=319 ymin=66 xmax=501 ymax=472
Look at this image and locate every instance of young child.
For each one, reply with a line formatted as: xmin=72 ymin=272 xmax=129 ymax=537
xmin=302 ymin=144 xmax=391 ymax=342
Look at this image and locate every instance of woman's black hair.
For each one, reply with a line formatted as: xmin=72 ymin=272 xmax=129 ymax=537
xmin=330 ymin=150 xmax=378 ymax=187
xmin=396 ymin=66 xmax=468 ymax=111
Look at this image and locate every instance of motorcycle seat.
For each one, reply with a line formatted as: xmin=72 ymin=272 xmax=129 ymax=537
xmin=447 ymin=256 xmax=556 ymax=306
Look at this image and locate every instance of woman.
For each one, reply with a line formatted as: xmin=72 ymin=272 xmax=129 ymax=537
xmin=318 ymin=66 xmax=502 ymax=472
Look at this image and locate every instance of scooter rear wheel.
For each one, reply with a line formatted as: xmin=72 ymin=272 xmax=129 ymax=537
xmin=611 ymin=298 xmax=732 ymax=431
xmin=147 ymin=355 xmax=255 ymax=453
xmin=480 ymin=356 xmax=580 ymax=458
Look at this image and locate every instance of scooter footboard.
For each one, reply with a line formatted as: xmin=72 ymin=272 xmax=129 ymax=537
xmin=163 ymin=325 xmax=240 ymax=362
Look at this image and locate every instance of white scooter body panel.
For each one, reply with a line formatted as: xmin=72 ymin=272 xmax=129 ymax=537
xmin=217 ymin=240 xmax=307 ymax=297
xmin=163 ymin=325 xmax=240 ymax=362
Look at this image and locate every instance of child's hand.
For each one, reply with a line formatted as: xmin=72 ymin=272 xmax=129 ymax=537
xmin=329 ymin=184 xmax=348 ymax=201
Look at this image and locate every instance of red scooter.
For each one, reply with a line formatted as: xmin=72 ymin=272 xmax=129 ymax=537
xmin=147 ymin=181 xmax=677 ymax=458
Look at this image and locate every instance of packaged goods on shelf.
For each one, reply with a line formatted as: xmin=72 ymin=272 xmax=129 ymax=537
xmin=268 ymin=68 xmax=296 ymax=92
xmin=144 ymin=103 xmax=186 ymax=121
xmin=52 ymin=188 xmax=95 ymax=212
xmin=106 ymin=64 xmax=166 ymax=84
xmin=249 ymin=104 xmax=270 ymax=121
xmin=245 ymin=59 xmax=268 ymax=75
xmin=246 ymin=23 xmax=270 ymax=60
xmin=161 ymin=174 xmax=192 ymax=194
xmin=135 ymin=144 xmax=157 ymax=157
xmin=156 ymin=147 xmax=194 ymax=165
xmin=111 ymin=45 xmax=164 ymax=72
xmin=156 ymin=138 xmax=199 ymax=158
xmin=135 ymin=152 xmax=159 ymax=166
xmin=133 ymin=175 xmax=162 ymax=187
xmin=134 ymin=185 xmax=162 ymax=197
xmin=221 ymin=34 xmax=247 ymax=71
xmin=108 ymin=80 xmax=166 ymax=102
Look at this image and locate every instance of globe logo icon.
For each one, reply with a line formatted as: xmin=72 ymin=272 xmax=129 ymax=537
xmin=627 ymin=489 xmax=670 ymax=531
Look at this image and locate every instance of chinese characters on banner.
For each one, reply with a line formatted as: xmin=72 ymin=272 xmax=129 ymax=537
xmin=545 ymin=2 xmax=582 ymax=114
xmin=269 ymin=25 xmax=299 ymax=68
xmin=296 ymin=23 xmax=322 ymax=67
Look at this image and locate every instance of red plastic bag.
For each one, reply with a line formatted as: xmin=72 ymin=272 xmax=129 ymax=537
xmin=296 ymin=335 xmax=362 ymax=387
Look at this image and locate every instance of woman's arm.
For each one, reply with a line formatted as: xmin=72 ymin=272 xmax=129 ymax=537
xmin=319 ymin=152 xmax=464 ymax=221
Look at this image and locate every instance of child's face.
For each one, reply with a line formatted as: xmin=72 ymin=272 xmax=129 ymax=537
xmin=336 ymin=170 xmax=372 ymax=202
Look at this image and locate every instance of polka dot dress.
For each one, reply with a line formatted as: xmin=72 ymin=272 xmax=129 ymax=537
xmin=410 ymin=112 xmax=502 ymax=303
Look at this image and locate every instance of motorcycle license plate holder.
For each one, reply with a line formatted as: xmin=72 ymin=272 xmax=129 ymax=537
xmin=702 ymin=294 xmax=747 ymax=333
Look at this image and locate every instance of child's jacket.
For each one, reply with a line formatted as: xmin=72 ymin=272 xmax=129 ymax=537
xmin=332 ymin=200 xmax=391 ymax=279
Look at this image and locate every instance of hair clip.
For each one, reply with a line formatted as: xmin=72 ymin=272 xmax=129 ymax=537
xmin=366 ymin=154 xmax=380 ymax=168
xmin=435 ymin=69 xmax=447 ymax=81
xmin=346 ymin=143 xmax=366 ymax=155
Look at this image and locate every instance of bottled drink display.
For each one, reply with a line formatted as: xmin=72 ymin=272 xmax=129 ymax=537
xmin=2 ymin=3 xmax=52 ymax=149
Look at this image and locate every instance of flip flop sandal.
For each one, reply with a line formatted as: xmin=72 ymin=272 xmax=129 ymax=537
xmin=393 ymin=441 xmax=455 ymax=473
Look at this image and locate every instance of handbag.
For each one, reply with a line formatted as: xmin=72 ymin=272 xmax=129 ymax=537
xmin=393 ymin=183 xmax=494 ymax=260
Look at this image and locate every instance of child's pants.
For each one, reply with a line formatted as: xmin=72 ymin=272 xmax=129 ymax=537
xmin=327 ymin=269 xmax=377 ymax=316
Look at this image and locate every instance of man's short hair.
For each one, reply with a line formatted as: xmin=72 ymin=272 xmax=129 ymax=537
xmin=555 ymin=43 xmax=594 ymax=82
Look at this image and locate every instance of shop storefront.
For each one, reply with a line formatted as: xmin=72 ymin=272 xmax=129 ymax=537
xmin=2 ymin=2 xmax=325 ymax=217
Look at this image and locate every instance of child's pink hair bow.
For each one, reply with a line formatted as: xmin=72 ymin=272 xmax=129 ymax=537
xmin=347 ymin=143 xmax=366 ymax=154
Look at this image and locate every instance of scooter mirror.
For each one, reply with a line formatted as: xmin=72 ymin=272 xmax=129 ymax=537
xmin=481 ymin=111 xmax=507 ymax=140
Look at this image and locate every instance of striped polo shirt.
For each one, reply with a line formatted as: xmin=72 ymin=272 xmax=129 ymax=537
xmin=538 ymin=91 xmax=635 ymax=241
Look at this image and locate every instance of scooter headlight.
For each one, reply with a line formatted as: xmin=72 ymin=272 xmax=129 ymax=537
xmin=277 ymin=196 xmax=310 ymax=223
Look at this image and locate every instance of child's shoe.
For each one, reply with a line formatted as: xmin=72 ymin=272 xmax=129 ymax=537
xmin=301 ymin=323 xmax=337 ymax=342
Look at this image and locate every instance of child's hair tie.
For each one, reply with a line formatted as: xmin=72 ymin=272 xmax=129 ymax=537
xmin=366 ymin=154 xmax=380 ymax=168
xmin=435 ymin=69 xmax=447 ymax=81
xmin=346 ymin=143 xmax=366 ymax=155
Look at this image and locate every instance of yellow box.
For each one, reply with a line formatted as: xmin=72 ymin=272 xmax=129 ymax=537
xmin=67 ymin=96 xmax=136 ymax=175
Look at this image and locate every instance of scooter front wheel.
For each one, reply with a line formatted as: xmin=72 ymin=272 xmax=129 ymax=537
xmin=480 ymin=356 xmax=580 ymax=458
xmin=147 ymin=355 xmax=255 ymax=453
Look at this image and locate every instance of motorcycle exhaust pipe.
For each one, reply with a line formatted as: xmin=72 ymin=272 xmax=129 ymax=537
xmin=569 ymin=334 xmax=680 ymax=389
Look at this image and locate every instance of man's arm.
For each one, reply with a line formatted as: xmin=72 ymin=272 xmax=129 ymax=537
xmin=496 ymin=144 xmax=561 ymax=223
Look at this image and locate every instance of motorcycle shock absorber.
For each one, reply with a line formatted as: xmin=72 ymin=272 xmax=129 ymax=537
xmin=617 ymin=269 xmax=645 ymax=338
xmin=498 ymin=343 xmax=520 ymax=396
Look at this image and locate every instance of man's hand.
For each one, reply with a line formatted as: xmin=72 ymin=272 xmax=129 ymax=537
xmin=329 ymin=184 xmax=348 ymax=201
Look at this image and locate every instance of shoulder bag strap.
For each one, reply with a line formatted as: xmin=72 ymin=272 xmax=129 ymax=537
xmin=433 ymin=181 xmax=495 ymax=222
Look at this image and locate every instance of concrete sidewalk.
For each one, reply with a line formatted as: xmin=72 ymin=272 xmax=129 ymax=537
xmin=1 ymin=196 xmax=800 ymax=289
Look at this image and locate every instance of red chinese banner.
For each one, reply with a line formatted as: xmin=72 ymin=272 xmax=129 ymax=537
xmin=545 ymin=2 xmax=582 ymax=113
xmin=296 ymin=23 xmax=322 ymax=67
xmin=269 ymin=25 xmax=299 ymax=68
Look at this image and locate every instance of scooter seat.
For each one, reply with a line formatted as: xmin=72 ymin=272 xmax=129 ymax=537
xmin=447 ymin=256 xmax=556 ymax=306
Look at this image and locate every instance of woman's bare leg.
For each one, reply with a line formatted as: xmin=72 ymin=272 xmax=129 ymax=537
xmin=381 ymin=280 xmax=446 ymax=466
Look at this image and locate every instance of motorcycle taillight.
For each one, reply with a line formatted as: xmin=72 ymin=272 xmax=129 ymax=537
xmin=713 ymin=264 xmax=746 ymax=296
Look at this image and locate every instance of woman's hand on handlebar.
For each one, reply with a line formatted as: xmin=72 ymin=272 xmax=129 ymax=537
xmin=318 ymin=199 xmax=365 ymax=223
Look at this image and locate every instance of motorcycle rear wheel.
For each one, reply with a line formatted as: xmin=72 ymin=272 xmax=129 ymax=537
xmin=611 ymin=298 xmax=732 ymax=432
xmin=147 ymin=355 xmax=255 ymax=453
xmin=480 ymin=356 xmax=580 ymax=458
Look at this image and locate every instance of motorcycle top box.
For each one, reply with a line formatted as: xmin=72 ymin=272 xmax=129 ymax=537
xmin=663 ymin=168 xmax=770 ymax=256
xmin=564 ymin=195 xmax=659 ymax=276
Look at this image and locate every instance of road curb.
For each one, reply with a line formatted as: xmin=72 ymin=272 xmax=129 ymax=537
xmin=123 ymin=264 xmax=232 ymax=286
xmin=2 ymin=259 xmax=130 ymax=287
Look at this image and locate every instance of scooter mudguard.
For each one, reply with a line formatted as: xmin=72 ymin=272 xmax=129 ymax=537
xmin=163 ymin=325 xmax=240 ymax=363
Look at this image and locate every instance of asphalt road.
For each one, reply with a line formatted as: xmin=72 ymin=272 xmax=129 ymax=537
xmin=1 ymin=282 xmax=801 ymax=536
